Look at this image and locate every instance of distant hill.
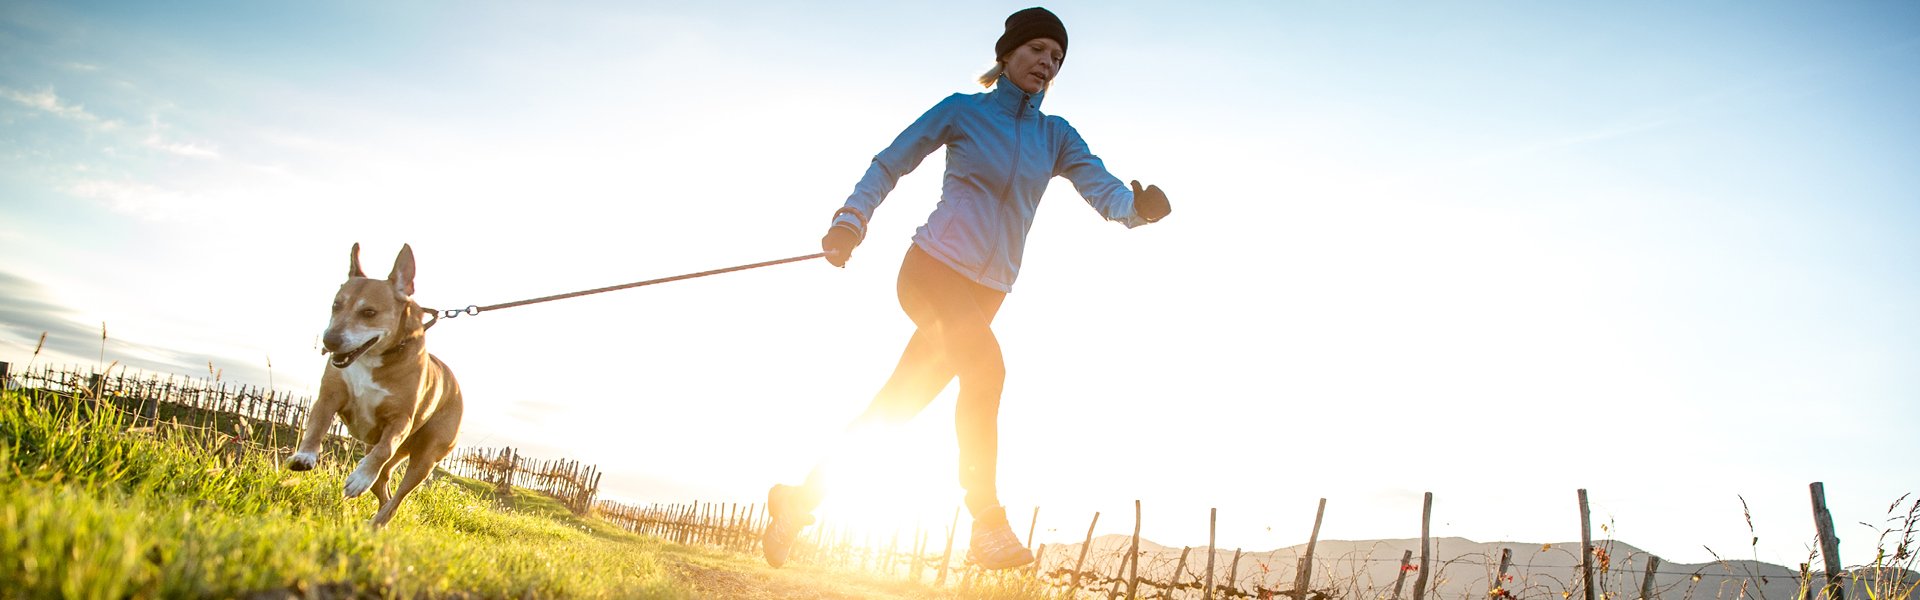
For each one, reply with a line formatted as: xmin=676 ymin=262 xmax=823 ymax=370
xmin=1035 ymin=535 xmax=1916 ymax=600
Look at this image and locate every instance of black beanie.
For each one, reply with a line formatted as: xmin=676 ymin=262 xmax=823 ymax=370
xmin=995 ymin=7 xmax=1068 ymax=63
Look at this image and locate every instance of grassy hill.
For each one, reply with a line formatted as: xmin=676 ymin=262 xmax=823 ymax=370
xmin=0 ymin=386 xmax=1057 ymax=599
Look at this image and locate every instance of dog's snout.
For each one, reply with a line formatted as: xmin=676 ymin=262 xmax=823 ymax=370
xmin=321 ymin=329 xmax=346 ymax=352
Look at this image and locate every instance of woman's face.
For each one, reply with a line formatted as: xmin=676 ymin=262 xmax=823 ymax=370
xmin=1003 ymin=37 xmax=1064 ymax=94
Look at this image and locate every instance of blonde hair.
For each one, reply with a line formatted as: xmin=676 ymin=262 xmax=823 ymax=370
xmin=976 ymin=60 xmax=1052 ymax=91
xmin=977 ymin=61 xmax=1004 ymax=88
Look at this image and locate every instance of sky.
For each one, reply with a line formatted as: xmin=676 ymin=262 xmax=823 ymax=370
xmin=2 ymin=0 xmax=1916 ymax=572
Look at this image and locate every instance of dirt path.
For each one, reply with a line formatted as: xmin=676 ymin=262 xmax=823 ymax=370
xmin=664 ymin=553 xmax=945 ymax=600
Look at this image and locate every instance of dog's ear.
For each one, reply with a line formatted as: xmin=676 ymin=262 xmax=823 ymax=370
xmin=389 ymin=243 xmax=417 ymax=296
xmin=348 ymin=243 xmax=365 ymax=278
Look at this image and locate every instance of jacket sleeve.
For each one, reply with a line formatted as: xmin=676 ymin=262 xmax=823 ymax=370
xmin=834 ymin=95 xmax=961 ymax=239
xmin=1054 ymin=118 xmax=1153 ymax=229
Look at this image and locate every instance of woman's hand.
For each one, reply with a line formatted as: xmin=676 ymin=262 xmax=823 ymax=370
xmin=1131 ymin=180 xmax=1171 ymax=222
xmin=821 ymin=224 xmax=861 ymax=267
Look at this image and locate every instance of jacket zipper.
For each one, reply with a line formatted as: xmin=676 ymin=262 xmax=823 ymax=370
xmin=986 ymin=92 xmax=1029 ymax=285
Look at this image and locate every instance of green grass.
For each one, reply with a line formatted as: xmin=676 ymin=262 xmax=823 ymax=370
xmin=0 ymin=387 xmax=688 ymax=599
xmin=0 ymin=386 xmax=1069 ymax=600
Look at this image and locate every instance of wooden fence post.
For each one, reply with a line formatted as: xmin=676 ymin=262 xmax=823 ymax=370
xmin=1298 ymin=497 xmax=1327 ymax=599
xmin=1029 ymin=505 xmax=1042 ymax=548
xmin=1497 ymin=547 xmax=1514 ymax=595
xmin=1128 ymin=499 xmax=1142 ymax=600
xmin=1207 ymin=507 xmax=1218 ymax=600
xmin=1392 ymin=549 xmax=1413 ymax=600
xmin=1226 ymin=548 xmax=1242 ymax=598
xmin=1641 ymin=555 xmax=1661 ymax=600
xmin=1 ymin=361 xmax=10 ymax=386
xmin=1414 ymin=492 xmax=1432 ymax=600
xmin=936 ymin=506 xmax=959 ymax=586
xmin=1580 ymin=489 xmax=1596 ymax=600
xmin=1810 ymin=482 xmax=1844 ymax=600
xmin=1073 ymin=511 xmax=1101 ymax=590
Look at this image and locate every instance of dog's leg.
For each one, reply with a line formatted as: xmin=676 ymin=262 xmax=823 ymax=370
xmin=343 ymin=407 xmax=411 ymax=498
xmin=370 ymin=447 xmax=411 ymax=507
xmin=287 ymin=382 xmax=348 ymax=471
xmin=371 ymin=443 xmax=449 ymax=528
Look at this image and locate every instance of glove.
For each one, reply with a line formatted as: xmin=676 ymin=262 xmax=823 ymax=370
xmin=821 ymin=223 xmax=860 ymax=267
xmin=1131 ymin=180 xmax=1171 ymax=222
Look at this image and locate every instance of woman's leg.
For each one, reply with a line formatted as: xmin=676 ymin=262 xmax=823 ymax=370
xmin=892 ymin=246 xmax=1007 ymax=516
xmin=797 ymin=245 xmax=1005 ymax=509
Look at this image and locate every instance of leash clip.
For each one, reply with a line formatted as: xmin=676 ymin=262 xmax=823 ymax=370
xmin=442 ymin=305 xmax=481 ymax=319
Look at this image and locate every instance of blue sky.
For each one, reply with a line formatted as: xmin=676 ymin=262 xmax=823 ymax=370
xmin=2 ymin=0 xmax=1916 ymax=570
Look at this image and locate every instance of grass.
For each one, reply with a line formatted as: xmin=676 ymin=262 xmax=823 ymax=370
xmin=0 ymin=386 xmax=678 ymax=598
xmin=0 ymin=386 xmax=1066 ymax=599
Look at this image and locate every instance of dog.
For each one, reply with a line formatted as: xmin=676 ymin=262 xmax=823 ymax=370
xmin=287 ymin=243 xmax=463 ymax=528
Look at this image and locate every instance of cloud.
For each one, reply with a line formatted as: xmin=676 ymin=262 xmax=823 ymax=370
xmin=142 ymin=133 xmax=221 ymax=158
xmin=0 ymin=86 xmax=120 ymax=131
xmin=0 ymin=269 xmax=276 ymax=387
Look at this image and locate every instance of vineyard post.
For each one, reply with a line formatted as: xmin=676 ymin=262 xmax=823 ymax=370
xmin=1800 ymin=563 xmax=1813 ymax=600
xmin=745 ymin=503 xmax=759 ymax=552
xmin=1579 ymin=489 xmax=1596 ymax=600
xmin=1414 ymin=492 xmax=1432 ymax=600
xmin=1207 ymin=507 xmax=1218 ymax=600
xmin=1032 ymin=543 xmax=1047 ymax=577
xmin=1226 ymin=548 xmax=1242 ymax=599
xmin=723 ymin=504 xmax=738 ymax=550
xmin=1810 ymin=482 xmax=1844 ymax=600
xmin=1298 ymin=497 xmax=1327 ymax=599
xmin=1496 ymin=547 xmax=1513 ymax=596
xmin=1 ymin=361 xmax=10 ymax=385
xmin=1073 ymin=511 xmax=1101 ymax=590
xmin=1028 ymin=506 xmax=1042 ymax=548
xmin=1128 ymin=499 xmax=1142 ymax=600
xmin=1641 ymin=555 xmax=1661 ymax=600
xmin=1109 ymin=547 xmax=1130 ymax=599
xmin=1392 ymin=549 xmax=1412 ymax=600
xmin=937 ymin=506 xmax=959 ymax=586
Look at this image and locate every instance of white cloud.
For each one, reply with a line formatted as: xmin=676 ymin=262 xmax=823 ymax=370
xmin=0 ymin=86 xmax=119 ymax=130
xmin=143 ymin=132 xmax=220 ymax=158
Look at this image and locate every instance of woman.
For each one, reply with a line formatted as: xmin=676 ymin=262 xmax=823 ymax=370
xmin=763 ymin=6 xmax=1171 ymax=571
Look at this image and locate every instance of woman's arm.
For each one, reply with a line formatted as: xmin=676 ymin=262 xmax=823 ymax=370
xmin=1054 ymin=120 xmax=1167 ymax=228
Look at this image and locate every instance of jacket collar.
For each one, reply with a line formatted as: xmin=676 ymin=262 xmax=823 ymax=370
xmin=990 ymin=74 xmax=1046 ymax=117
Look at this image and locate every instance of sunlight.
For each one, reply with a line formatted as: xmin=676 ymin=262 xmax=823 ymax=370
xmin=807 ymin=416 xmax=970 ymax=549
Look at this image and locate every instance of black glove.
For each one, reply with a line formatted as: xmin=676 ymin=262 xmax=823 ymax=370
xmin=1131 ymin=180 xmax=1171 ymax=222
xmin=821 ymin=223 xmax=860 ymax=267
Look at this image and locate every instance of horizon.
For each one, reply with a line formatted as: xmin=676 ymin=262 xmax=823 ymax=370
xmin=3 ymin=0 xmax=1916 ymax=571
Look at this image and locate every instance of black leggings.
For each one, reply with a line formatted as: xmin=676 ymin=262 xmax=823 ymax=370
xmin=807 ymin=243 xmax=1008 ymax=516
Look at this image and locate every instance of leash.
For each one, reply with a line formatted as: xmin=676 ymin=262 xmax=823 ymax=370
xmin=423 ymin=252 xmax=827 ymax=328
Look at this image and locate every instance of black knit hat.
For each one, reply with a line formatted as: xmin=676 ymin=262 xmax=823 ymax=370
xmin=995 ymin=7 xmax=1068 ymax=63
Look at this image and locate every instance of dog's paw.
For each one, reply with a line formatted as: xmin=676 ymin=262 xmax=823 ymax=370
xmin=285 ymin=452 xmax=319 ymax=472
xmin=343 ymin=469 xmax=376 ymax=499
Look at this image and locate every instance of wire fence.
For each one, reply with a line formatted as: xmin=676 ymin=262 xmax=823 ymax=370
xmin=597 ymin=494 xmax=1917 ymax=600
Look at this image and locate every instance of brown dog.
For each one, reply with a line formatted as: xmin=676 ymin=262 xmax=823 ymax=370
xmin=287 ymin=243 xmax=462 ymax=528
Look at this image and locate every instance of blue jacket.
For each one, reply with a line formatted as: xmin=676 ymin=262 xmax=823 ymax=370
xmin=832 ymin=75 xmax=1156 ymax=292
